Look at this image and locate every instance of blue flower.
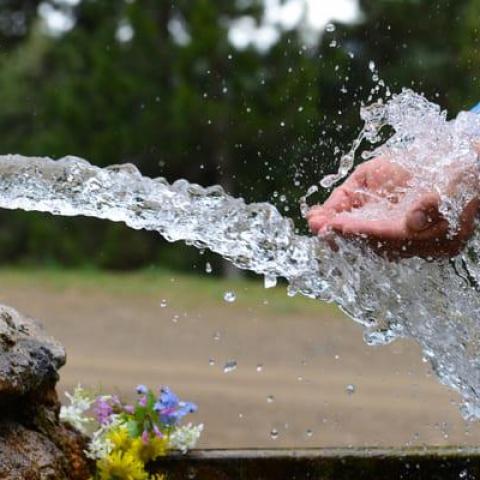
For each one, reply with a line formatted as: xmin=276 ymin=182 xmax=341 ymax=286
xmin=157 ymin=387 xmax=179 ymax=409
xmin=154 ymin=387 xmax=197 ymax=426
xmin=136 ymin=384 xmax=148 ymax=395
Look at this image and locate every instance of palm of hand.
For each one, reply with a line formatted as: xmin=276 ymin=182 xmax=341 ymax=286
xmin=307 ymin=157 xmax=478 ymax=258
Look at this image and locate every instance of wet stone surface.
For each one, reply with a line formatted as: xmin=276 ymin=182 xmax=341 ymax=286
xmin=0 ymin=305 xmax=90 ymax=480
xmin=0 ymin=305 xmax=65 ymax=397
xmin=154 ymin=448 xmax=480 ymax=480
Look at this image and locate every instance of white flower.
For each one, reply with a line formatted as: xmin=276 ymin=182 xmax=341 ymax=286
xmin=59 ymin=385 xmax=94 ymax=435
xmin=85 ymin=425 xmax=114 ymax=460
xmin=85 ymin=414 xmax=124 ymax=460
xmin=169 ymin=423 xmax=204 ymax=454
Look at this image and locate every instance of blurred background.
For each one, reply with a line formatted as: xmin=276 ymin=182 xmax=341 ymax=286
xmin=0 ymin=0 xmax=479 ymax=447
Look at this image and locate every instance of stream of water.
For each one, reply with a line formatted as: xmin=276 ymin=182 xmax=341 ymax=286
xmin=1 ymin=89 xmax=480 ymax=418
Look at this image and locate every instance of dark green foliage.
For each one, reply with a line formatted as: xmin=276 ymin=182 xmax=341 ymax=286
xmin=0 ymin=0 xmax=476 ymax=271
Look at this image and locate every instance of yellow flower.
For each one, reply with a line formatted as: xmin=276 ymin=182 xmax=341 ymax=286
xmin=98 ymin=451 xmax=147 ymax=480
xmin=129 ymin=436 xmax=168 ymax=463
xmin=106 ymin=426 xmax=132 ymax=452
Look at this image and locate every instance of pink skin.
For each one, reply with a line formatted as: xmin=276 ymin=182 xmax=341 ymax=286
xmin=307 ymin=156 xmax=479 ymax=258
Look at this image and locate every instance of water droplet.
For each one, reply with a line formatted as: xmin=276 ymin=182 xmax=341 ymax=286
xmin=368 ymin=60 xmax=376 ymax=72
xmin=270 ymin=428 xmax=279 ymax=440
xmin=329 ymin=40 xmax=337 ymax=48
xmin=256 ymin=363 xmax=263 ymax=372
xmin=224 ymin=291 xmax=236 ymax=303
xmin=280 ymin=121 xmax=286 ymax=127
xmin=171 ymin=314 xmax=179 ymax=323
xmin=306 ymin=429 xmax=313 ymax=438
xmin=205 ymin=262 xmax=212 ymax=273
xmin=264 ymin=275 xmax=277 ymax=289
xmin=160 ymin=299 xmax=167 ymax=308
xmin=266 ymin=395 xmax=275 ymax=403
xmin=208 ymin=358 xmax=215 ymax=366
xmin=325 ymin=23 xmax=336 ymax=32
xmin=346 ymin=384 xmax=356 ymax=395
xmin=213 ymin=331 xmax=221 ymax=341
xmin=223 ymin=360 xmax=237 ymax=373
xmin=459 ymin=469 xmax=468 ymax=479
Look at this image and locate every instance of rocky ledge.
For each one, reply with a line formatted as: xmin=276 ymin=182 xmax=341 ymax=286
xmin=0 ymin=305 xmax=91 ymax=479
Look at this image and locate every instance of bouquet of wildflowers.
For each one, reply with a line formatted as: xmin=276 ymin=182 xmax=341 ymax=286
xmin=60 ymin=385 xmax=203 ymax=480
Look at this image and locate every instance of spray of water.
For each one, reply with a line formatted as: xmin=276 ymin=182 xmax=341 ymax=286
xmin=0 ymin=89 xmax=480 ymax=418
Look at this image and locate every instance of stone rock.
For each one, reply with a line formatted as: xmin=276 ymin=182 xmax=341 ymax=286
xmin=0 ymin=305 xmax=65 ymax=397
xmin=0 ymin=305 xmax=91 ymax=480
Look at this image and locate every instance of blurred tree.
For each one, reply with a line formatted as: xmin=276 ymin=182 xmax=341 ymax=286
xmin=310 ymin=0 xmax=480 ymax=185
xmin=0 ymin=0 xmax=476 ymax=271
xmin=0 ymin=0 xmax=42 ymax=47
xmin=0 ymin=0 xmax=323 ymax=271
xmin=458 ymin=0 xmax=480 ymax=107
xmin=334 ymin=0 xmax=476 ymax=112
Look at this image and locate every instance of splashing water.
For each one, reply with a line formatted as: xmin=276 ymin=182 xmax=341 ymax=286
xmin=0 ymin=90 xmax=480 ymax=417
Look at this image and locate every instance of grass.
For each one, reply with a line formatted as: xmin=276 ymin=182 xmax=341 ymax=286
xmin=0 ymin=266 xmax=339 ymax=317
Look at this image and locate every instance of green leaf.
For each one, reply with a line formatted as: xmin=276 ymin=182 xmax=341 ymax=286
xmin=126 ymin=419 xmax=140 ymax=438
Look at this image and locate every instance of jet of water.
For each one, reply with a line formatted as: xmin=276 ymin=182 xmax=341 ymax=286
xmin=0 ymin=89 xmax=479 ymax=418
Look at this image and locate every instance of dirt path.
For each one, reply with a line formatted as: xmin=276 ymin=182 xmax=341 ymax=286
xmin=0 ymin=270 xmax=478 ymax=448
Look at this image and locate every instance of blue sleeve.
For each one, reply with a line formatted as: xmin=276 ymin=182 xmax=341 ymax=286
xmin=471 ymin=102 xmax=480 ymax=114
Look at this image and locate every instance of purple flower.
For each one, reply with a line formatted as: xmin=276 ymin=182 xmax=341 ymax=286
xmin=138 ymin=395 xmax=147 ymax=407
xmin=124 ymin=404 xmax=135 ymax=414
xmin=94 ymin=397 xmax=113 ymax=425
xmin=136 ymin=385 xmax=148 ymax=395
xmin=153 ymin=424 xmax=163 ymax=438
xmin=142 ymin=430 xmax=149 ymax=444
xmin=154 ymin=387 xmax=197 ymax=426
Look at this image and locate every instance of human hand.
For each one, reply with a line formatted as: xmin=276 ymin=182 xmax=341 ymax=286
xmin=307 ymin=156 xmax=479 ymax=258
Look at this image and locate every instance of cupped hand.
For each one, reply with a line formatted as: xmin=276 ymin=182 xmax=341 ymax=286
xmin=307 ymin=157 xmax=479 ymax=258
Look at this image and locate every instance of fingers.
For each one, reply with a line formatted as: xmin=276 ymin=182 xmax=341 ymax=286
xmin=325 ymin=192 xmax=446 ymax=243
xmin=319 ymin=187 xmax=357 ymax=213
xmin=473 ymin=141 xmax=480 ymax=156
xmin=307 ymin=179 xmax=368 ymax=235
xmin=405 ymin=193 xmax=441 ymax=233
xmin=306 ymin=160 xmax=378 ymax=231
xmin=307 ymin=205 xmax=335 ymax=234
xmin=308 ymin=213 xmax=330 ymax=234
xmin=327 ymin=216 xmax=408 ymax=240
